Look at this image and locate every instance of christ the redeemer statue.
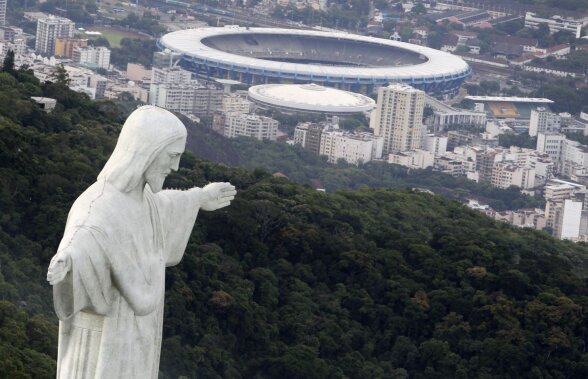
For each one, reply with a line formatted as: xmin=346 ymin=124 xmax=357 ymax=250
xmin=46 ymin=106 xmax=236 ymax=378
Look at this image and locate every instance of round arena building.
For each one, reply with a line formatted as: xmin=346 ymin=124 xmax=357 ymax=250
xmin=248 ymin=83 xmax=376 ymax=116
xmin=158 ymin=27 xmax=471 ymax=96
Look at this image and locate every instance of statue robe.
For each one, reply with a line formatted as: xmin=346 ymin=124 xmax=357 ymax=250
xmin=53 ymin=180 xmax=201 ymax=379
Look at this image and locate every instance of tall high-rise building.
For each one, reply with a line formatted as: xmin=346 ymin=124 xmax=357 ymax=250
xmin=35 ymin=15 xmax=75 ymax=55
xmin=0 ymin=0 xmax=7 ymax=26
xmin=370 ymin=83 xmax=425 ymax=155
xmin=529 ymin=107 xmax=561 ymax=137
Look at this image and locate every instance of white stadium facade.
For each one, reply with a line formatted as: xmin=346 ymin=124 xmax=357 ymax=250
xmin=158 ymin=27 xmax=472 ymax=96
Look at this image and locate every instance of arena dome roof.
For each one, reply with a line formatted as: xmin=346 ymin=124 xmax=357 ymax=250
xmin=248 ymin=83 xmax=376 ymax=114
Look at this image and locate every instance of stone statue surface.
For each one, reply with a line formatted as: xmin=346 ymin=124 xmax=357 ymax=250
xmin=46 ymin=106 xmax=236 ymax=379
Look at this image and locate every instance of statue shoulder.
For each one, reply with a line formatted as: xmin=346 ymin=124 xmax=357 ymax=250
xmin=66 ymin=181 xmax=134 ymax=231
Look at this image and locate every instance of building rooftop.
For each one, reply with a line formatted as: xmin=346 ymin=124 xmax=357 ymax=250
xmin=248 ymin=83 xmax=376 ymax=114
xmin=465 ymin=96 xmax=554 ymax=103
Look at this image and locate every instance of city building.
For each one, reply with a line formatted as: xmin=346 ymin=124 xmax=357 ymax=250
xmin=294 ymin=121 xmax=383 ymax=165
xmin=222 ymin=93 xmax=252 ymax=114
xmin=294 ymin=122 xmax=324 ymax=155
xmin=0 ymin=38 xmax=26 ymax=57
xmin=224 ymin=113 xmax=278 ymax=140
xmin=371 ymin=83 xmax=425 ymax=155
xmin=529 ymin=107 xmax=561 ymax=137
xmin=152 ymin=50 xmax=182 ymax=69
xmin=320 ymin=128 xmax=383 ymax=165
xmin=434 ymin=155 xmax=469 ymax=177
xmin=149 ymin=67 xmax=192 ymax=108
xmin=536 ymin=132 xmax=566 ymax=165
xmin=55 ymin=38 xmax=88 ymax=58
xmin=35 ymin=15 xmax=75 ymax=55
xmin=491 ymin=161 xmax=535 ymax=189
xmin=424 ymin=134 xmax=448 ymax=155
xmin=546 ymin=199 xmax=583 ymax=239
xmin=0 ymin=26 xmax=23 ymax=42
xmin=493 ymin=208 xmax=547 ymax=230
xmin=0 ymin=0 xmax=6 ymax=26
xmin=389 ymin=149 xmax=434 ymax=169
xmin=150 ymin=82 xmax=222 ymax=117
xmin=31 ymin=97 xmax=57 ymax=112
xmin=150 ymin=66 xmax=192 ymax=86
xmin=425 ymin=95 xmax=486 ymax=132
xmin=524 ymin=12 xmax=584 ymax=38
xmin=73 ymin=46 xmax=111 ymax=69
xmin=126 ymin=63 xmax=151 ymax=82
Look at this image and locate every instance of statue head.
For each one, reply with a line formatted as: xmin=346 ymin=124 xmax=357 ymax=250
xmin=98 ymin=106 xmax=187 ymax=193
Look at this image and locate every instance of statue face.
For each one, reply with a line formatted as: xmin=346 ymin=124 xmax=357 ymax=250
xmin=144 ymin=138 xmax=185 ymax=193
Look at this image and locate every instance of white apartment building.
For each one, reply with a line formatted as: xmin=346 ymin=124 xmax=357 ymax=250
xmin=222 ymin=93 xmax=252 ymax=114
xmin=536 ymin=132 xmax=566 ymax=165
xmin=529 ymin=107 xmax=561 ymax=137
xmin=560 ymin=200 xmax=583 ymax=239
xmin=543 ymin=179 xmax=586 ymax=202
xmin=224 ymin=113 xmax=278 ymax=140
xmin=389 ymin=149 xmax=434 ymax=169
xmin=150 ymin=82 xmax=223 ymax=117
xmin=150 ymin=66 xmax=192 ymax=85
xmin=371 ymin=83 xmax=425 ymax=155
xmin=533 ymin=155 xmax=555 ymax=185
xmin=320 ymin=129 xmax=383 ymax=165
xmin=0 ymin=38 xmax=26 ymax=57
xmin=150 ymin=83 xmax=196 ymax=114
xmin=424 ymin=134 xmax=448 ymax=155
xmin=294 ymin=123 xmax=309 ymax=147
xmin=434 ymin=151 xmax=478 ymax=177
xmin=524 ymin=12 xmax=584 ymax=38
xmin=491 ymin=161 xmax=535 ymax=189
xmin=73 ymin=46 xmax=111 ymax=69
xmin=35 ymin=15 xmax=75 ymax=55
xmin=561 ymin=140 xmax=588 ymax=177
xmin=537 ymin=133 xmax=588 ymax=176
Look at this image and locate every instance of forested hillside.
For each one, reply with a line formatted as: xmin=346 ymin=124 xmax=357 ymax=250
xmin=2 ymin=70 xmax=588 ymax=378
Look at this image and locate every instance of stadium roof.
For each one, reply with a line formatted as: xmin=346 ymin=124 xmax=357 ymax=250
xmin=465 ymin=96 xmax=554 ymax=103
xmin=158 ymin=27 xmax=470 ymax=81
xmin=248 ymin=83 xmax=376 ymax=114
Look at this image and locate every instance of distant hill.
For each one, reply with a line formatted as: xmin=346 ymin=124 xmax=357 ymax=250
xmin=1 ymin=69 xmax=588 ymax=378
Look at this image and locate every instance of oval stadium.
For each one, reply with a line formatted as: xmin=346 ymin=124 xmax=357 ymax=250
xmin=158 ymin=27 xmax=472 ymax=96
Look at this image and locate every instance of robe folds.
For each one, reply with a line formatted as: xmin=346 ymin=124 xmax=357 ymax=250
xmin=53 ymin=180 xmax=201 ymax=379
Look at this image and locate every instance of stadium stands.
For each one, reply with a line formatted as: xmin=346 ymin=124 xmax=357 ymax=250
xmin=201 ymin=33 xmax=426 ymax=67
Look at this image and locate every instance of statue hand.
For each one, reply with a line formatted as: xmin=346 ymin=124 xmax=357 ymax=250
xmin=201 ymin=182 xmax=236 ymax=211
xmin=47 ymin=253 xmax=72 ymax=285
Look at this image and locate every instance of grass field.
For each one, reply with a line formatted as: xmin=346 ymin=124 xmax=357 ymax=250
xmin=77 ymin=27 xmax=152 ymax=48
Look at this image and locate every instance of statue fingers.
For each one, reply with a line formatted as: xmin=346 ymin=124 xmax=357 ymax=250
xmin=222 ymin=188 xmax=237 ymax=196
xmin=217 ymin=201 xmax=231 ymax=208
xmin=47 ymin=267 xmax=65 ymax=285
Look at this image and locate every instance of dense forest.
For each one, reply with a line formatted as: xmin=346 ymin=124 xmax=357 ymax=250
xmin=2 ymin=69 xmax=588 ymax=378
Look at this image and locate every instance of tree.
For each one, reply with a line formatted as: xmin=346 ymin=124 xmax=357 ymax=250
xmin=2 ymin=49 xmax=15 ymax=75
xmin=411 ymin=3 xmax=427 ymax=15
xmin=49 ymin=64 xmax=71 ymax=86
